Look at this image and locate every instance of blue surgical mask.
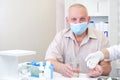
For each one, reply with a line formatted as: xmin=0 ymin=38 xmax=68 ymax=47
xmin=70 ymin=22 xmax=88 ymax=35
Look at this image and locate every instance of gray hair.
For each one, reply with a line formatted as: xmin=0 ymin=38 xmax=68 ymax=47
xmin=68 ymin=3 xmax=88 ymax=16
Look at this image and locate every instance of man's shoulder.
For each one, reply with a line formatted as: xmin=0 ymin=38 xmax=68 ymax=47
xmin=88 ymin=27 xmax=110 ymax=48
xmin=88 ymin=27 xmax=106 ymax=39
xmin=89 ymin=27 xmax=104 ymax=35
xmin=90 ymin=27 xmax=103 ymax=33
xmin=56 ymin=28 xmax=70 ymax=37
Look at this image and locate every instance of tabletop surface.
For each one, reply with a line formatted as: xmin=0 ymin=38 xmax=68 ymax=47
xmin=0 ymin=72 xmax=98 ymax=80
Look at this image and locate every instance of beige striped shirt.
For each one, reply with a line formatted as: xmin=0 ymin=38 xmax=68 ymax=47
xmin=45 ymin=27 xmax=109 ymax=73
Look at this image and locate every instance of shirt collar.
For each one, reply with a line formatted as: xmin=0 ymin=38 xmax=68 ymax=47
xmin=64 ymin=28 xmax=76 ymax=40
xmin=64 ymin=27 xmax=97 ymax=40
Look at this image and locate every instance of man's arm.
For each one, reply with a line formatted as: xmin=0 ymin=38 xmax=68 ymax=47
xmin=87 ymin=61 xmax=111 ymax=77
xmin=46 ymin=59 xmax=74 ymax=77
xmin=86 ymin=51 xmax=111 ymax=77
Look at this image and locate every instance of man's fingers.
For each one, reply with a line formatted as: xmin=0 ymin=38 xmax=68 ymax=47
xmin=65 ymin=66 xmax=73 ymax=77
xmin=62 ymin=64 xmax=74 ymax=77
xmin=88 ymin=65 xmax=103 ymax=77
xmin=88 ymin=71 xmax=101 ymax=77
xmin=95 ymin=65 xmax=103 ymax=74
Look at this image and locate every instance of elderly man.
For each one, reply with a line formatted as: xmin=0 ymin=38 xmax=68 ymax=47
xmin=45 ymin=3 xmax=111 ymax=78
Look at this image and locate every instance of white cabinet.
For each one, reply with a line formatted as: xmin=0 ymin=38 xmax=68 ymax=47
xmin=98 ymin=0 xmax=109 ymax=16
xmin=65 ymin=0 xmax=109 ymax=16
xmin=118 ymin=0 xmax=120 ymax=43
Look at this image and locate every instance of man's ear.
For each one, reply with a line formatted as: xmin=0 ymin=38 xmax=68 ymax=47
xmin=66 ymin=17 xmax=70 ymax=27
xmin=87 ymin=16 xmax=91 ymax=24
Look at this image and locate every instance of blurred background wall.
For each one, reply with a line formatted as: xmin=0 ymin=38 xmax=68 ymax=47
xmin=0 ymin=0 xmax=56 ymax=61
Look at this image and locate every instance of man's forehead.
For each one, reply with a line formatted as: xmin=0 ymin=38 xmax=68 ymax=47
xmin=69 ymin=7 xmax=88 ymax=17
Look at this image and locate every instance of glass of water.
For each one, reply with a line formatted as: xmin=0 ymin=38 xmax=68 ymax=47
xmin=65 ymin=56 xmax=80 ymax=77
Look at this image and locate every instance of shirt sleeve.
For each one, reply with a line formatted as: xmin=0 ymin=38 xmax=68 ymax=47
xmin=45 ymin=31 xmax=64 ymax=62
xmin=107 ymin=44 xmax=120 ymax=61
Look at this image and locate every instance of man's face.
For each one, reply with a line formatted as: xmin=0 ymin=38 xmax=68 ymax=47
xmin=66 ymin=7 xmax=90 ymax=25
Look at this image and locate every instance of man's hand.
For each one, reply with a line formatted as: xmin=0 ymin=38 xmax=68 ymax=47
xmin=46 ymin=59 xmax=76 ymax=77
xmin=61 ymin=64 xmax=74 ymax=77
xmin=85 ymin=51 xmax=104 ymax=69
xmin=87 ymin=65 xmax=103 ymax=77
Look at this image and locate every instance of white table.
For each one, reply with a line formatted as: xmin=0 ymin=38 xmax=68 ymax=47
xmin=53 ymin=72 xmax=98 ymax=80
xmin=0 ymin=73 xmax=98 ymax=80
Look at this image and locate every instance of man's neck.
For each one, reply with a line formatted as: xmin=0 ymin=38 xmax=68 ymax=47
xmin=74 ymin=30 xmax=88 ymax=45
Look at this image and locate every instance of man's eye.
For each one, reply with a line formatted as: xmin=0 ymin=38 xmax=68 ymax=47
xmin=80 ymin=18 xmax=86 ymax=21
xmin=71 ymin=18 xmax=76 ymax=21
